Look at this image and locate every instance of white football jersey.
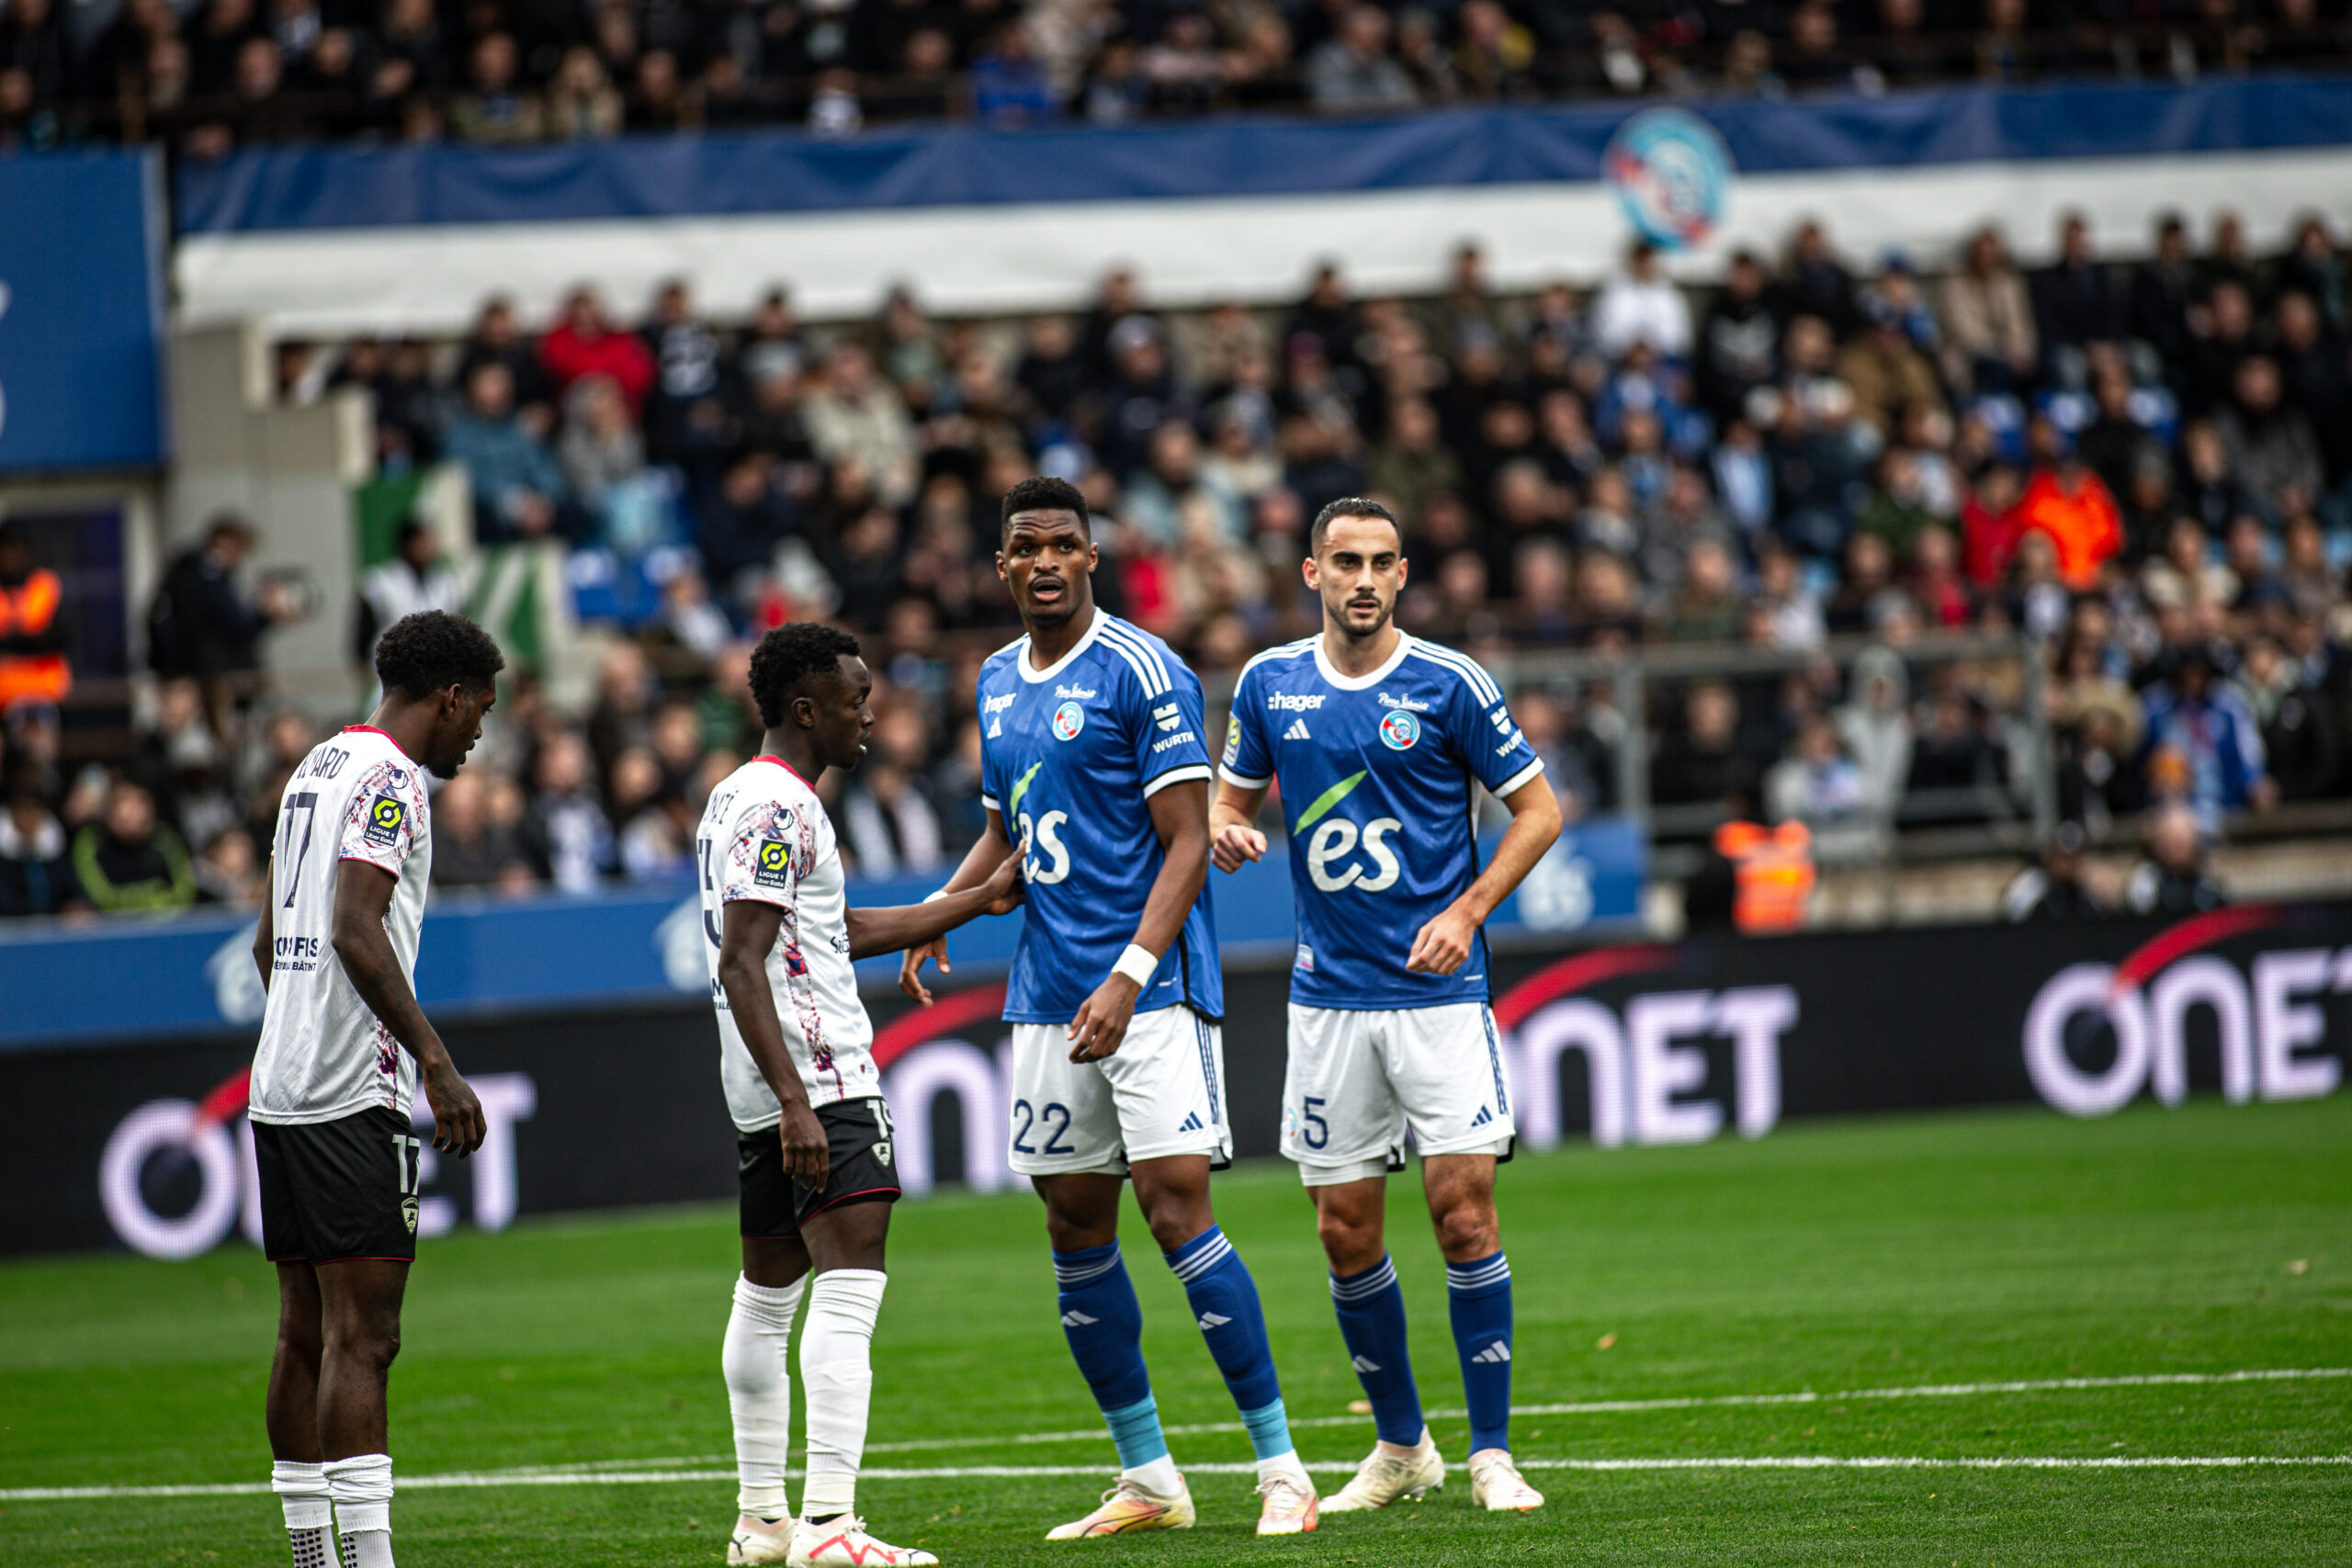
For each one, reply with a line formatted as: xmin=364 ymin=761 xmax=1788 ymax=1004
xmin=249 ymin=727 xmax=435 ymax=1125
xmin=695 ymin=755 xmax=877 ymax=1132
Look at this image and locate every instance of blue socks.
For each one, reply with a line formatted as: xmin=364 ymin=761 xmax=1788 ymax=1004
xmin=1447 ymin=1250 xmax=1514 ymax=1455
xmin=1053 ymin=1242 xmax=1168 ymax=1470
xmin=1331 ymin=1254 xmax=1425 ymax=1446
xmin=1164 ymin=1226 xmax=1297 ymax=1462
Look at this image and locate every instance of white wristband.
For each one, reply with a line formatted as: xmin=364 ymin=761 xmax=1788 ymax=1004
xmin=922 ymin=889 xmax=950 ymax=904
xmin=1112 ymin=943 xmax=1159 ymax=987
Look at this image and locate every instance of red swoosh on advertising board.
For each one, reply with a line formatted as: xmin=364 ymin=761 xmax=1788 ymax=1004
xmin=871 ymin=983 xmax=1009 ymax=1071
xmin=1492 ymin=945 xmax=1679 ymax=1032
xmin=2109 ymin=906 xmax=2283 ymax=994
xmin=193 ymin=1066 xmax=253 ymax=1130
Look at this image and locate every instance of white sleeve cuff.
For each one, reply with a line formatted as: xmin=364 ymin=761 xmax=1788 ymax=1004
xmin=1217 ymin=764 xmax=1272 ymax=789
xmin=1492 ymin=757 xmax=1547 ymax=798
xmin=978 ymin=794 xmax=999 ymax=812
xmin=1141 ymin=763 xmax=1214 ymax=797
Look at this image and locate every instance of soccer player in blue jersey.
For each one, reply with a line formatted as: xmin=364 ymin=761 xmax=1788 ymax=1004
xmin=901 ymin=476 xmax=1318 ymax=1539
xmin=1212 ymin=497 xmax=1563 ymax=1515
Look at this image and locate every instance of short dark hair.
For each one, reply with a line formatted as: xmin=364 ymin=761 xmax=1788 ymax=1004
xmin=1000 ymin=475 xmax=1091 ymax=543
xmin=1309 ymin=496 xmax=1402 ymax=554
xmin=750 ymin=622 xmax=862 ymax=728
xmin=374 ymin=611 xmax=505 ymax=700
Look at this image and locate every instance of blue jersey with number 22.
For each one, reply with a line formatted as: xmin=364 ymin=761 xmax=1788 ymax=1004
xmin=1223 ymin=633 xmax=1544 ymax=1010
xmin=978 ymin=610 xmax=1222 ymax=1024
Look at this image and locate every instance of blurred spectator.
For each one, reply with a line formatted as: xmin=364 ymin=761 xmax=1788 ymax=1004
xmin=71 ymin=779 xmax=196 ymax=915
xmin=428 ymin=770 xmax=526 ymax=888
xmin=2000 ymin=820 xmax=2106 ymax=920
xmin=2122 ymin=802 xmax=2227 ymax=914
xmin=445 ymin=362 xmax=570 ymax=542
xmin=0 ymin=762 xmax=74 ymax=917
xmin=805 ymin=343 xmax=920 ymax=507
xmin=2013 ymin=416 xmax=2123 ymax=591
xmin=2031 ymin=212 xmax=2126 ymax=389
xmin=1307 ymin=6 xmax=1416 ymax=110
xmin=539 ymin=288 xmax=655 ymax=412
xmin=1938 ymin=226 xmax=2038 ymax=396
xmin=356 ymin=521 xmax=461 ymax=665
xmin=838 ymin=702 xmax=945 ymax=876
xmin=2140 ymin=644 xmax=2273 ymax=824
xmin=1593 ymin=242 xmax=1692 ymax=360
xmin=1767 ymin=713 xmax=1868 ymax=827
xmin=146 ymin=514 xmax=301 ymax=695
xmin=516 ymin=729 xmax=615 ymax=891
xmin=2213 ymin=355 xmax=2324 ymax=515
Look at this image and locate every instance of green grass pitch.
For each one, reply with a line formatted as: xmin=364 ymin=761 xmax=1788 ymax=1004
xmin=3 ymin=1096 xmax=2346 ymax=1565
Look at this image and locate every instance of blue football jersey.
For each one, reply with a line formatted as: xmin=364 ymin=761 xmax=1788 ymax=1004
xmin=978 ymin=611 xmax=1223 ymax=1023
xmin=1222 ymin=633 xmax=1544 ymax=1010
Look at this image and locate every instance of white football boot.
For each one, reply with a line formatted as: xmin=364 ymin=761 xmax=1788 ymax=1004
xmin=727 ymin=1513 xmax=795 ymax=1565
xmin=786 ymin=1516 xmax=938 ymax=1566
xmin=1320 ymin=1430 xmax=1447 ymax=1511
xmin=1254 ymin=1471 xmax=1319 ymax=1536
xmin=1044 ymin=1473 xmax=1196 ymax=1539
xmin=1467 ymin=1449 xmax=1545 ymax=1511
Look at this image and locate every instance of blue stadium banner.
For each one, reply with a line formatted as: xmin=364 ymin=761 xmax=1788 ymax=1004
xmin=0 ymin=150 xmax=169 ymax=474
xmin=0 ymin=818 xmax=1645 ymax=1052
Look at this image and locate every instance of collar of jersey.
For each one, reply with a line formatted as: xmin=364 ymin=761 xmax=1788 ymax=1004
xmin=753 ymin=753 xmax=812 ymax=789
xmin=1313 ymin=630 xmax=1415 ymax=692
xmin=1017 ymin=604 xmax=1106 ymax=684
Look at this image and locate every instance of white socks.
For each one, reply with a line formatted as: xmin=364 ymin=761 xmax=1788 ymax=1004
xmin=1257 ymin=1450 xmax=1313 ymax=1488
xmin=272 ymin=1459 xmax=333 ymax=1567
xmin=798 ymin=1269 xmax=888 ymax=1521
xmin=1124 ymin=1454 xmax=1183 ymax=1496
xmin=722 ymin=1273 xmax=808 ymax=1518
xmin=322 ymin=1453 xmax=393 ymax=1567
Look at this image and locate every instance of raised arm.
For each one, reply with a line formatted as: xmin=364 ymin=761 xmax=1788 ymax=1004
xmin=1405 ymin=773 xmax=1562 ymax=975
xmin=331 ymin=860 xmax=485 ymax=1156
xmin=1066 ymin=777 xmax=1209 ymax=1063
xmin=846 ymin=844 xmax=1023 ymax=960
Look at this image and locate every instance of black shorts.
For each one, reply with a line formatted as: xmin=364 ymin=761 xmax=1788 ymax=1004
xmin=740 ymin=1097 xmax=902 ymax=1239
xmin=252 ymin=1105 xmax=421 ymax=1266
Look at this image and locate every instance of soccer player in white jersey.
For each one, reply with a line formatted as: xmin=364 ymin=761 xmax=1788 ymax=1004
xmin=902 ymin=477 xmax=1319 ymax=1539
xmin=247 ymin=611 xmax=503 ymax=1568
xmin=697 ymin=622 xmax=1023 ymax=1568
xmin=1212 ymin=499 xmax=1563 ymax=1514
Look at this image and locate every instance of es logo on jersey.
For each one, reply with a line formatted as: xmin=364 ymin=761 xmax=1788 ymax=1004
xmin=1052 ymin=701 xmax=1086 ymax=741
xmin=362 ymin=795 xmax=406 ymax=846
xmin=1378 ymin=710 xmax=1422 ymax=750
xmin=754 ymin=839 xmax=792 ymax=888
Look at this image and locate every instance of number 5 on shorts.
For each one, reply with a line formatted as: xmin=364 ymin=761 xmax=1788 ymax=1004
xmin=1301 ymin=1096 xmax=1329 ymax=1151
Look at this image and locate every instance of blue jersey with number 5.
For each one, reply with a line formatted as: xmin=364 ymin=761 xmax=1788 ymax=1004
xmin=978 ymin=611 xmax=1222 ymax=1023
xmin=1223 ymin=634 xmax=1544 ymax=1010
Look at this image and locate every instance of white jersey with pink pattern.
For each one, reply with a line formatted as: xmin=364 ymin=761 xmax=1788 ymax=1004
xmin=695 ymin=754 xmax=876 ymax=1132
xmin=250 ymin=726 xmax=435 ymax=1125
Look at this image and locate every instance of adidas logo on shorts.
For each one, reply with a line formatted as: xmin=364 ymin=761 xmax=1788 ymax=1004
xmin=1178 ymin=1111 xmax=1204 ymax=1132
xmin=1283 ymin=717 xmax=1311 ymax=740
xmin=1472 ymin=1340 xmax=1512 ymax=1364
xmin=1471 ymin=1106 xmax=1494 ymax=1127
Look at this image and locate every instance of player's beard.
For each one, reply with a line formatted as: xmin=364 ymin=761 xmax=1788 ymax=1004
xmin=1333 ymin=592 xmax=1394 ymax=644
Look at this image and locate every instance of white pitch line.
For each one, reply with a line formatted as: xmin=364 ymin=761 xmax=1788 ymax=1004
xmin=866 ymin=1366 xmax=2352 ymax=1453
xmin=7 ymin=1455 xmax=2350 ymax=1502
xmin=7 ymin=1366 xmax=2343 ymax=1504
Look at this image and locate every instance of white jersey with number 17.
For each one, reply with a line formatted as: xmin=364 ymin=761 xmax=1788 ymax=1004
xmin=249 ymin=726 xmax=435 ymax=1126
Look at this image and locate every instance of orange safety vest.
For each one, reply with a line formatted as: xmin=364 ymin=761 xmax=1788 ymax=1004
xmin=0 ymin=570 xmax=72 ymax=709
xmin=1713 ymin=818 xmax=1815 ymax=933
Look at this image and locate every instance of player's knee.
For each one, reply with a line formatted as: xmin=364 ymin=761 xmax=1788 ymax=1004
xmin=1315 ymin=1207 xmax=1383 ymax=1272
xmin=1143 ymin=1207 xmax=1206 ymax=1255
xmin=1431 ymin=1200 xmax=1498 ymax=1261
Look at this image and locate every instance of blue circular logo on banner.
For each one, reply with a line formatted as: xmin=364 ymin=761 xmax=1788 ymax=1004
xmin=1378 ymin=710 xmax=1421 ymax=750
xmin=1604 ymin=107 xmax=1735 ymax=252
xmin=1053 ymin=701 xmax=1085 ymax=741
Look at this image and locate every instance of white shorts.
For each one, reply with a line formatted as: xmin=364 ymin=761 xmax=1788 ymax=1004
xmin=1008 ymin=1004 xmax=1233 ymax=1177
xmin=1282 ymin=1002 xmax=1516 ymax=1186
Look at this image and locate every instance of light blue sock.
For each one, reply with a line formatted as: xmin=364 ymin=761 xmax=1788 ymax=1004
xmin=1054 ymin=1242 xmax=1166 ymax=1468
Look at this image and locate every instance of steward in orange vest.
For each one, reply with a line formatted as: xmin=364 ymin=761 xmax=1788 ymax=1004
xmin=0 ymin=525 xmax=71 ymax=714
xmin=1712 ymin=818 xmax=1815 ymax=932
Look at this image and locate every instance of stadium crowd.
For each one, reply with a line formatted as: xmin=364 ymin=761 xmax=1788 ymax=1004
xmin=5 ymin=207 xmax=2350 ymax=921
xmin=2 ymin=0 xmax=2347 ymax=153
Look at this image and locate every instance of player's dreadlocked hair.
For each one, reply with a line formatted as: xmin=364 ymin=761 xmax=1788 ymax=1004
xmin=750 ymin=622 xmax=863 ymax=728
xmin=373 ymin=611 xmax=506 ymax=700
xmin=999 ymin=475 xmax=1091 ymax=543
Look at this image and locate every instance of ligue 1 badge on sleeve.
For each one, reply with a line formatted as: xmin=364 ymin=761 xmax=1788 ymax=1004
xmin=1604 ymin=107 xmax=1735 ymax=252
xmin=363 ymin=795 xmax=407 ymax=847
xmin=1053 ymin=700 xmax=1086 ymax=741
